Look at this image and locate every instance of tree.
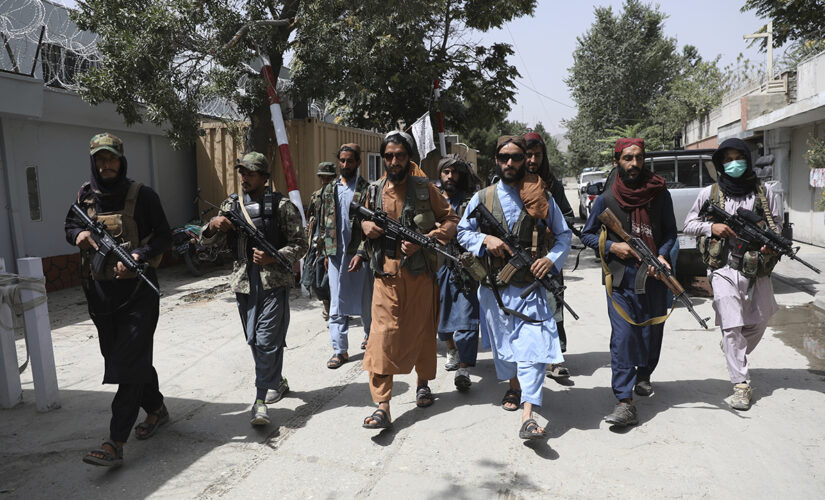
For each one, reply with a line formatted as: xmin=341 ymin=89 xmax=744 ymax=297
xmin=71 ymin=0 xmax=535 ymax=153
xmin=741 ymin=0 xmax=825 ymax=50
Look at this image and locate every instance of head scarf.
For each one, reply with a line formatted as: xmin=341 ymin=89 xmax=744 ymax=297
xmin=611 ymin=138 xmax=665 ymax=253
xmin=523 ymin=132 xmax=559 ymax=190
xmin=712 ymin=138 xmax=758 ymax=197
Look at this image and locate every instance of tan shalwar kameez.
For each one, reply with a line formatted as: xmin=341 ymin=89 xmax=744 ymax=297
xmin=362 ymin=176 xmax=458 ymax=402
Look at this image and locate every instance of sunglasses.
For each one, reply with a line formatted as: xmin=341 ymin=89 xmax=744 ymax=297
xmin=496 ymin=153 xmax=525 ymax=163
xmin=382 ymin=152 xmax=408 ymax=161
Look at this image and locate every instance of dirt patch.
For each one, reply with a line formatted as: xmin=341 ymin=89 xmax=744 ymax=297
xmin=769 ymin=304 xmax=825 ymax=372
xmin=180 ymin=283 xmax=231 ymax=303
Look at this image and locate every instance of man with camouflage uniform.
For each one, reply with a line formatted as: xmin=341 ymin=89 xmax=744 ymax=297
xmin=319 ymin=144 xmax=373 ymax=369
xmin=200 ymin=152 xmax=307 ymax=426
xmin=436 ymin=155 xmax=480 ymax=392
xmin=302 ymin=162 xmax=336 ymax=321
xmin=66 ymin=133 xmax=172 ymax=467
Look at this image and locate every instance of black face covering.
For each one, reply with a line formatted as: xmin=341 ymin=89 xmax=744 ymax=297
xmin=88 ymin=154 xmax=131 ymax=210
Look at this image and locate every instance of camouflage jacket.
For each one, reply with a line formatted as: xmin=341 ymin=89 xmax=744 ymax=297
xmin=305 ymin=187 xmax=324 ymax=255
xmin=200 ymin=190 xmax=307 ymax=293
xmin=318 ymin=176 xmax=370 ymax=258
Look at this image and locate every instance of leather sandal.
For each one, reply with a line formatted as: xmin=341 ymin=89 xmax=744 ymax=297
xmin=134 ymin=404 xmax=169 ymax=440
xmin=82 ymin=440 xmax=123 ymax=467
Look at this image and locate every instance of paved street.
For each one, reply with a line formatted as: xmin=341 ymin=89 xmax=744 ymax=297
xmin=2 ymin=190 xmax=825 ymax=499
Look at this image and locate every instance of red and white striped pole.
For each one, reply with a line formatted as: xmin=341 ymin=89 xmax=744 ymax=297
xmin=433 ymin=79 xmax=447 ymax=156
xmin=260 ymin=55 xmax=306 ymax=226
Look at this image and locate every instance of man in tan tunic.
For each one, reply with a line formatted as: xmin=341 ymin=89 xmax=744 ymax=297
xmin=360 ymin=131 xmax=459 ymax=429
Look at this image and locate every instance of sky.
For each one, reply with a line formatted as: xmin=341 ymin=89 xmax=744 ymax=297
xmin=479 ymin=0 xmax=769 ymax=137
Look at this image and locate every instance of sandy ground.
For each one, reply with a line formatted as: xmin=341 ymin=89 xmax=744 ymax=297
xmin=1 ymin=187 xmax=824 ymax=499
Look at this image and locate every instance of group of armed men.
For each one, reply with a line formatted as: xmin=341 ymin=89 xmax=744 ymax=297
xmin=65 ymin=130 xmax=784 ymax=467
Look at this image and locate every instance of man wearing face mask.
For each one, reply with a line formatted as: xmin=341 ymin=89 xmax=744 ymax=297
xmin=318 ymin=144 xmax=373 ymax=369
xmin=580 ymin=138 xmax=677 ymax=427
xmin=683 ymin=138 xmax=781 ymax=411
xmin=458 ymin=136 xmax=572 ymax=440
xmin=360 ymin=131 xmax=459 ymax=430
xmin=65 ymin=133 xmax=172 ymax=467
xmin=200 ymin=152 xmax=306 ymax=427
xmin=524 ymin=132 xmax=574 ymax=380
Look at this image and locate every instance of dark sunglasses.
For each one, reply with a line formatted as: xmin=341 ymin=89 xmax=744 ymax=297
xmin=382 ymin=152 xmax=408 ymax=161
xmin=496 ymin=153 xmax=525 ymax=163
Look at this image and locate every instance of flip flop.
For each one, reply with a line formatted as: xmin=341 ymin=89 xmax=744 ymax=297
xmin=135 ymin=405 xmax=169 ymax=440
xmin=519 ymin=419 xmax=546 ymax=440
xmin=82 ymin=440 xmax=123 ymax=467
xmin=362 ymin=408 xmax=392 ymax=429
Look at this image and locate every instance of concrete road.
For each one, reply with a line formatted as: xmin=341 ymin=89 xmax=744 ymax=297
xmin=2 ymin=228 xmax=824 ymax=498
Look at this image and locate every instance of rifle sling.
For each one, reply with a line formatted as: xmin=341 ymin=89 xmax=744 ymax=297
xmin=598 ymin=226 xmax=674 ymax=327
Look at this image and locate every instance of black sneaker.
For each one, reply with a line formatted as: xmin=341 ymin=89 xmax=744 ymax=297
xmin=634 ymin=379 xmax=653 ymax=397
xmin=454 ymin=368 xmax=471 ymax=392
xmin=604 ymin=402 xmax=639 ymax=427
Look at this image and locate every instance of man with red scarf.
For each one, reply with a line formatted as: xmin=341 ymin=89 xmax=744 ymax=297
xmin=580 ymin=138 xmax=677 ymax=427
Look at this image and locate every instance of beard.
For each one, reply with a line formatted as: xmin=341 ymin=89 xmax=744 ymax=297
xmin=387 ymin=163 xmax=410 ymax=182
xmin=496 ymin=163 xmax=526 ymax=183
xmin=618 ymin=166 xmax=644 ymax=188
xmin=442 ymin=180 xmax=457 ymax=193
xmin=341 ymin=166 xmax=357 ymax=180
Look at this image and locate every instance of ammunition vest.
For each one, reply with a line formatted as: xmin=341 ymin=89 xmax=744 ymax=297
xmin=365 ymin=175 xmax=437 ymax=277
xmin=77 ymin=181 xmax=162 ymax=281
xmin=476 ymin=184 xmax=554 ymax=288
xmin=698 ymin=183 xmax=779 ymax=278
xmin=600 ymin=189 xmax=664 ymax=288
xmin=229 ymin=190 xmax=285 ymax=261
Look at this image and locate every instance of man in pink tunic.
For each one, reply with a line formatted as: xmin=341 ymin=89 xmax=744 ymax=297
xmin=683 ymin=138 xmax=782 ymax=411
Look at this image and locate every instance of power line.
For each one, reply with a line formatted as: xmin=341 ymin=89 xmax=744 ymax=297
xmin=513 ymin=79 xmax=576 ymax=109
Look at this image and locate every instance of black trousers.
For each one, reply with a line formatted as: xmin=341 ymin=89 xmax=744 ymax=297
xmin=110 ymin=367 xmax=164 ymax=442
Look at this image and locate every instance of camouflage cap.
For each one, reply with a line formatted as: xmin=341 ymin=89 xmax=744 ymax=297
xmin=90 ymin=132 xmax=124 ymax=157
xmin=235 ymin=152 xmax=270 ymax=173
xmin=317 ymin=162 xmax=336 ymax=176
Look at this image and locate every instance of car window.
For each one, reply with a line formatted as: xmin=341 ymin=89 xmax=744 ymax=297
xmin=677 ymin=159 xmax=702 ymax=187
xmin=650 ymin=158 xmax=675 ymax=183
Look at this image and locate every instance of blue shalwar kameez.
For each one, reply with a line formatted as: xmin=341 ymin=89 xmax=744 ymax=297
xmin=457 ymin=182 xmax=572 ymax=407
xmin=437 ymin=194 xmax=481 ymax=366
xmin=580 ymin=193 xmax=676 ymax=401
xmin=328 ymin=178 xmax=373 ymax=354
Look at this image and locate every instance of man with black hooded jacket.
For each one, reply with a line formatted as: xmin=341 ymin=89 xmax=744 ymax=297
xmin=683 ymin=138 xmax=782 ymax=411
xmin=65 ymin=132 xmax=172 ymax=467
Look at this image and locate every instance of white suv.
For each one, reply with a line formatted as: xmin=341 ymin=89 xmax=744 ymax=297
xmin=577 ymin=170 xmax=608 ymax=219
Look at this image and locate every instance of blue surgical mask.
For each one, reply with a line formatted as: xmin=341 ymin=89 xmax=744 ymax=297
xmin=723 ymin=159 xmax=748 ymax=178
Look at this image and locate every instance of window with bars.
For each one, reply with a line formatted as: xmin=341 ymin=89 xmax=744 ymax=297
xmin=367 ymin=153 xmax=383 ymax=182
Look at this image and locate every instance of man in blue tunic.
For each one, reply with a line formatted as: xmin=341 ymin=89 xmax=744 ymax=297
xmin=436 ymin=155 xmax=480 ymax=391
xmin=580 ymin=138 xmax=676 ymax=427
xmin=318 ymin=143 xmax=373 ymax=368
xmin=458 ymin=136 xmax=571 ymax=440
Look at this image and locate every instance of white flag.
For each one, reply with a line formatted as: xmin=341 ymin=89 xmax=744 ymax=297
xmin=411 ymin=112 xmax=436 ymax=161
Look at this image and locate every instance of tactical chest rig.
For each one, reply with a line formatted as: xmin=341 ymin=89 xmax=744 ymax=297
xmin=77 ymin=182 xmax=162 ymax=283
xmin=697 ymin=184 xmax=779 ymax=278
xmin=229 ymin=190 xmax=285 ymax=260
xmin=365 ymin=176 xmax=438 ymax=277
xmin=476 ymin=184 xmax=554 ymax=289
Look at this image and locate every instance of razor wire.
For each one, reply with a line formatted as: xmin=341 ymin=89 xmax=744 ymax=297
xmin=0 ymin=0 xmax=100 ymax=90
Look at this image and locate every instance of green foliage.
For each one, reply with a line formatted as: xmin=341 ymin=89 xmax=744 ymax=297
xmin=71 ymin=0 xmax=535 ymax=149
xmin=290 ymin=0 xmax=536 ymax=132
xmin=564 ymin=0 xmax=725 ymax=174
xmin=741 ymin=0 xmax=825 ymax=50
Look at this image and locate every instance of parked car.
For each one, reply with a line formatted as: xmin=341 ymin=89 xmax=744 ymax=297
xmin=578 ymin=170 xmax=608 ymax=218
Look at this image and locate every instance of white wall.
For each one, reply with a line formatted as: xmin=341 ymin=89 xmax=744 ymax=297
xmin=788 ymin=123 xmax=825 ymax=245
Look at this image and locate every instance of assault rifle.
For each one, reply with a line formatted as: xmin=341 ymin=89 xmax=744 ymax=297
xmin=70 ymin=203 xmax=161 ymax=296
xmin=350 ymin=201 xmax=461 ymax=265
xmin=202 ymin=198 xmax=296 ymax=276
xmin=598 ymin=208 xmax=708 ymax=329
xmin=699 ymin=200 xmax=821 ymax=274
xmin=468 ymin=202 xmax=579 ymax=321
